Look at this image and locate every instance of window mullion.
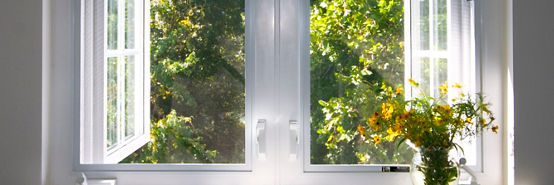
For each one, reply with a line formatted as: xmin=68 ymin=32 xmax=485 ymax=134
xmin=117 ymin=0 xmax=124 ymax=51
xmin=106 ymin=49 xmax=138 ymax=57
xmin=407 ymin=0 xmax=418 ymax=99
xmin=429 ymin=0 xmax=436 ymax=98
xmin=116 ymin=0 xmax=125 ymax=146
xmin=133 ymin=0 xmax=144 ymax=137
xmin=117 ymin=56 xmax=124 ymax=145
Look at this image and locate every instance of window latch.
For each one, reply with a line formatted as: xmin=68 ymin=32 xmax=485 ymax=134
xmin=289 ymin=120 xmax=300 ymax=160
xmin=256 ymin=119 xmax=267 ymax=160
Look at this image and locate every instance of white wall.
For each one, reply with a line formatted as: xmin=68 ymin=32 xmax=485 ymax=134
xmin=0 ymin=0 xmax=43 ymax=185
xmin=513 ymin=0 xmax=554 ymax=184
xmin=45 ymin=0 xmax=81 ymax=183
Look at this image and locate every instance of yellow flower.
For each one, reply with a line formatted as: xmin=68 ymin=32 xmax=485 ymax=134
xmin=453 ymin=83 xmax=463 ymax=88
xmin=440 ymin=82 xmax=449 ymax=94
xmin=368 ymin=117 xmax=381 ymax=130
xmin=400 ymin=110 xmax=410 ymax=120
xmin=466 ymin=118 xmax=472 ymax=124
xmin=434 ymin=117 xmax=443 ymax=126
xmin=385 ymin=128 xmax=400 ymax=141
xmin=409 ymin=78 xmax=419 ymax=86
xmin=492 ymin=125 xmax=499 ymax=133
xmin=373 ymin=135 xmax=381 ymax=144
xmin=357 ymin=124 xmax=365 ymax=136
xmin=395 ymin=87 xmax=404 ymax=94
xmin=368 ymin=117 xmax=376 ymax=124
xmin=382 ymin=103 xmax=394 ymax=120
xmin=408 ymin=78 xmax=416 ymax=84
xmin=439 ymin=105 xmax=452 ymax=115
xmin=393 ymin=123 xmax=403 ymax=132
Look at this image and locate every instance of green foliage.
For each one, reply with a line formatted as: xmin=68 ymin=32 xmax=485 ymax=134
xmin=310 ymin=0 xmax=408 ymax=164
xmin=122 ymin=110 xmax=216 ymax=163
xmin=124 ymin=0 xmax=246 ymax=163
xmin=126 ymin=0 xmax=410 ymax=165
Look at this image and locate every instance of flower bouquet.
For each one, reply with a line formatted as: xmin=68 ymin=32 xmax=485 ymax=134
xmin=357 ymin=79 xmax=497 ymax=185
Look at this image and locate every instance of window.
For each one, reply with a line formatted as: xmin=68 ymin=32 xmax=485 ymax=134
xmin=81 ymin=0 xmax=252 ymax=167
xmin=78 ymin=0 xmax=488 ymax=184
xmin=305 ymin=0 xmax=479 ymax=170
xmin=409 ymin=0 xmax=480 ymax=168
xmin=308 ymin=0 xmax=410 ymax=167
xmin=81 ymin=0 xmax=149 ymax=164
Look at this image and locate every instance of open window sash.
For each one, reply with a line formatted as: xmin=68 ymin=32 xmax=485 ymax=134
xmin=406 ymin=0 xmax=480 ymax=169
xmin=81 ymin=0 xmax=150 ymax=164
xmin=406 ymin=0 xmax=477 ymax=99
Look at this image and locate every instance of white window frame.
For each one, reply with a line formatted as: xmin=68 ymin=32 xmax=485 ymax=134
xmin=80 ymin=0 xmax=150 ymax=164
xmin=78 ymin=0 xmax=260 ymax=172
xmin=66 ymin=0 xmax=505 ymax=184
xmin=277 ymin=0 xmax=499 ymax=185
xmin=297 ymin=0 xmax=481 ymax=173
xmin=406 ymin=0 xmax=483 ymax=171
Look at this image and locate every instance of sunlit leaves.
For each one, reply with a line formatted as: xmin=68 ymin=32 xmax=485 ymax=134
xmin=124 ymin=0 xmax=246 ymax=163
xmin=122 ymin=110 xmax=217 ymax=163
xmin=310 ymin=0 xmax=406 ymax=164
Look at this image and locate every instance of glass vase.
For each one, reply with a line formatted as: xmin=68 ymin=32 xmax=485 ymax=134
xmin=410 ymin=147 xmax=459 ymax=185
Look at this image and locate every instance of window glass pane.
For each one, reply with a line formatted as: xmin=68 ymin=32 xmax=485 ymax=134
xmin=310 ymin=0 xmax=411 ymax=164
xmin=125 ymin=55 xmax=136 ymax=138
xmin=107 ymin=57 xmax=119 ymax=148
xmin=120 ymin=0 xmax=246 ymax=164
xmin=432 ymin=58 xmax=447 ymax=99
xmin=419 ymin=0 xmax=430 ymax=50
xmin=418 ymin=57 xmax=431 ymax=96
xmin=107 ymin=0 xmax=118 ymax=50
xmin=434 ymin=0 xmax=447 ymax=50
xmin=125 ymin=0 xmax=135 ymax=49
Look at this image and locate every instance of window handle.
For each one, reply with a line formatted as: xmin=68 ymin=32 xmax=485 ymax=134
xmin=256 ymin=119 xmax=267 ymax=160
xmin=459 ymin=158 xmax=480 ymax=185
xmin=289 ymin=120 xmax=300 ymax=160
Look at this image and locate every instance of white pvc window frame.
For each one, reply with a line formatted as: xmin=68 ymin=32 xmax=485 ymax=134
xmin=73 ymin=0 xmax=490 ymax=184
xmin=77 ymin=0 xmax=255 ymax=171
xmin=43 ymin=0 xmax=507 ymax=184
xmin=406 ymin=0 xmax=478 ymax=99
xmin=80 ymin=0 xmax=150 ymax=164
xmin=300 ymin=0 xmax=483 ymax=173
xmin=407 ymin=0 xmax=484 ymax=172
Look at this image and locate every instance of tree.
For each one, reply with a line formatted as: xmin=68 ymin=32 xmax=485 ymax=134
xmin=310 ymin=0 xmax=412 ymax=164
xmin=124 ymin=0 xmax=246 ymax=163
xmin=125 ymin=0 xmax=411 ymax=165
